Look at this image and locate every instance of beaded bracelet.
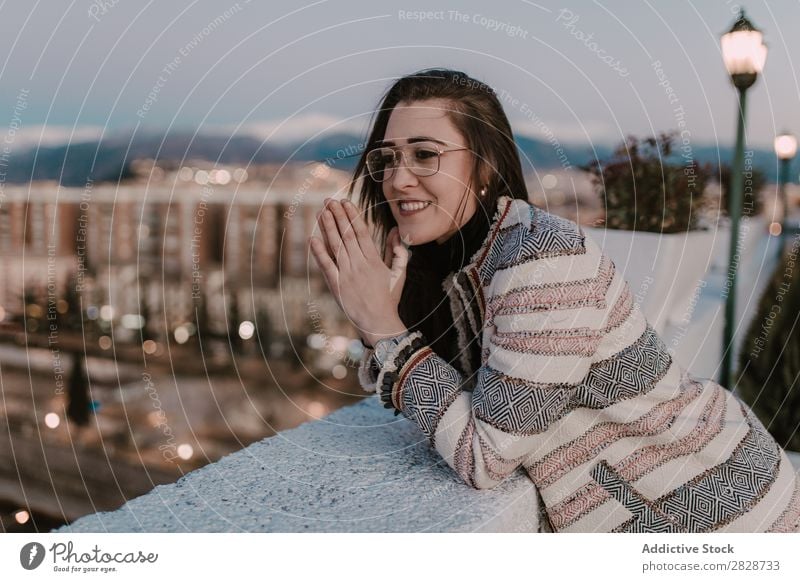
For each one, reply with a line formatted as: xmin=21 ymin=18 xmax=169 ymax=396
xmin=379 ymin=334 xmax=427 ymax=415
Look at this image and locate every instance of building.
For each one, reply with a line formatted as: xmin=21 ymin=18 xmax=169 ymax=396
xmin=0 ymin=162 xmax=354 ymax=343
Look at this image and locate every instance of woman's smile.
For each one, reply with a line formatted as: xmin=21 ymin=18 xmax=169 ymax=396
xmin=397 ymin=200 xmax=433 ymax=216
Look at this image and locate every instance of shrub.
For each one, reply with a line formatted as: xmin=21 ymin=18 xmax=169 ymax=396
xmin=736 ymin=241 xmax=800 ymax=451
xmin=583 ymin=132 xmax=711 ymax=233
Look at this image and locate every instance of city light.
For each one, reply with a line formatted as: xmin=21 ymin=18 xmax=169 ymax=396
xmin=147 ymin=411 xmax=165 ymax=427
xmin=238 ymin=321 xmax=255 ymax=340
xmin=194 ymin=170 xmax=210 ymax=185
xmin=177 ymin=444 xmax=194 ymax=460
xmin=210 ymin=169 xmax=231 ymax=185
xmin=307 ymin=333 xmax=326 ymax=349
xmin=542 ymin=174 xmax=558 ymax=189
xmin=26 ymin=304 xmax=43 ymax=318
xmin=100 ymin=305 xmax=114 ymax=321
xmin=14 ymin=510 xmax=30 ymax=525
xmin=121 ymin=314 xmax=145 ymax=330
xmin=174 ymin=325 xmax=190 ymax=344
xmin=98 ymin=336 xmax=112 ymax=350
xmin=307 ymin=400 xmax=328 ymax=417
xmin=44 ymin=413 xmax=60 ymax=429
xmin=330 ymin=336 xmax=349 ymax=353
xmin=331 ymin=365 xmax=347 ymax=380
xmin=143 ymin=340 xmax=158 ymax=354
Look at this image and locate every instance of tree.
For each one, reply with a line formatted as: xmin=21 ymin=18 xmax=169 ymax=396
xmin=583 ymin=132 xmax=712 ymax=233
xmin=67 ymin=354 xmax=90 ymax=426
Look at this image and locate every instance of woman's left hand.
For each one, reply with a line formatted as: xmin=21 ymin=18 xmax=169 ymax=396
xmin=309 ymin=198 xmax=409 ymax=347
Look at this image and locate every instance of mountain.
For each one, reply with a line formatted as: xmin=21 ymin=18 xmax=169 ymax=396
xmin=2 ymin=132 xmax=291 ymax=186
xmin=1 ymin=129 xmax=785 ymax=186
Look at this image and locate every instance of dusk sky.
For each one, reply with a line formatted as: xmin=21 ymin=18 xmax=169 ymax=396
xmin=1 ymin=0 xmax=799 ymax=150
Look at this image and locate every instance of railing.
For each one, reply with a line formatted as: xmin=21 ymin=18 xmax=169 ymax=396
xmin=53 ymin=398 xmax=540 ymax=533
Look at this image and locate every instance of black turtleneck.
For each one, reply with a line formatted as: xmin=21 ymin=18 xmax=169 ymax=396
xmin=398 ymin=200 xmax=495 ymax=370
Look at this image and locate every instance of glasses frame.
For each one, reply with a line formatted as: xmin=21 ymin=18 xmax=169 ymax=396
xmin=364 ymin=141 xmax=471 ymax=183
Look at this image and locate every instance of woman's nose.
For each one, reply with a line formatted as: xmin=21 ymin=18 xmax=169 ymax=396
xmin=390 ymin=153 xmax=419 ymax=189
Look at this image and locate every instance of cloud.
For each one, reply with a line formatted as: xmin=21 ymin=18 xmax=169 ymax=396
xmin=9 ymin=125 xmax=106 ymax=149
xmin=207 ymin=113 xmax=369 ymax=144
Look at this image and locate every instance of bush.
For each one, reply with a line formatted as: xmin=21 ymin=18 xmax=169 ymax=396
xmin=736 ymin=242 xmax=800 ymax=451
xmin=583 ymin=132 xmax=711 ymax=233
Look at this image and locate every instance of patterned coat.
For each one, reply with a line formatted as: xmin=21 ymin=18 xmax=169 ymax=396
xmin=358 ymin=195 xmax=800 ymax=533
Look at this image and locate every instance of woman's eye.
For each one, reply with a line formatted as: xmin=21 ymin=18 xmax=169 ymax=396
xmin=414 ymin=148 xmax=438 ymax=160
xmin=378 ymin=152 xmax=395 ymax=165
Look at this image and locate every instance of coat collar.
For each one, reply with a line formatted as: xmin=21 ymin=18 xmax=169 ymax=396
xmin=457 ymin=194 xmax=516 ymax=278
xmin=442 ymin=195 xmax=520 ymax=379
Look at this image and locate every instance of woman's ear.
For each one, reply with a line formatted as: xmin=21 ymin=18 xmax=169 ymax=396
xmin=478 ymin=157 xmax=495 ymax=190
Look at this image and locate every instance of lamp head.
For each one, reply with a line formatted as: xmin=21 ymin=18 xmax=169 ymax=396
xmin=775 ymin=133 xmax=798 ymax=160
xmin=721 ymin=9 xmax=767 ymax=89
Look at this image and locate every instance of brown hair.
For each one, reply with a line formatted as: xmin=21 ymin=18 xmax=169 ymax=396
xmin=346 ymin=68 xmax=529 ymax=359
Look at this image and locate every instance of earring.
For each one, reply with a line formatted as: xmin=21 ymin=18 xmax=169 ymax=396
xmin=479 ymin=186 xmax=487 ymax=198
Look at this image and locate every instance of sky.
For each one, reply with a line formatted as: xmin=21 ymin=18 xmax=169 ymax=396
xmin=1 ymin=0 xmax=799 ymax=151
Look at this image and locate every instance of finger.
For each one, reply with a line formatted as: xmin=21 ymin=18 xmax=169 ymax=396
xmin=327 ymin=200 xmax=361 ymax=261
xmin=315 ymin=210 xmax=335 ymax=260
xmin=342 ymin=199 xmax=381 ymax=262
xmin=309 ymin=236 xmax=340 ymax=296
xmin=320 ymin=207 xmax=349 ymax=269
xmin=384 ymin=227 xmax=399 ymax=267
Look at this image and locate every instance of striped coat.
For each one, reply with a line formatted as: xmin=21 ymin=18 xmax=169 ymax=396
xmin=358 ymin=195 xmax=800 ymax=533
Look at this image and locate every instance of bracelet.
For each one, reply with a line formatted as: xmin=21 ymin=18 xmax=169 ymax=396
xmin=379 ymin=334 xmax=427 ymax=414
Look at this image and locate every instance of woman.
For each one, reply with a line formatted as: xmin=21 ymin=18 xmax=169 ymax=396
xmin=309 ymin=68 xmax=800 ymax=533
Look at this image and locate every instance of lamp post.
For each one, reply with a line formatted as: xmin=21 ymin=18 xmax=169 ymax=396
xmin=720 ymin=9 xmax=768 ymax=389
xmin=774 ymin=132 xmax=797 ymax=249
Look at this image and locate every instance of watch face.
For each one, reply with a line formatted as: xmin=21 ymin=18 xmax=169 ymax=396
xmin=373 ymin=333 xmax=409 ymax=367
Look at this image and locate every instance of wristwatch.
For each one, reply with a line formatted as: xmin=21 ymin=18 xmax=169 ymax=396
xmin=370 ymin=331 xmax=411 ymax=371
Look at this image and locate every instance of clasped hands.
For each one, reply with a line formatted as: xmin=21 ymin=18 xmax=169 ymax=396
xmin=308 ymin=198 xmax=409 ymax=348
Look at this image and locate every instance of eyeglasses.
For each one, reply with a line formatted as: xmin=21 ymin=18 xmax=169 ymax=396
xmin=365 ymin=141 xmax=470 ymax=183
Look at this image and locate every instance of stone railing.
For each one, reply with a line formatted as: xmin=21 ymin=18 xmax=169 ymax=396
xmin=53 ymin=398 xmax=540 ymax=533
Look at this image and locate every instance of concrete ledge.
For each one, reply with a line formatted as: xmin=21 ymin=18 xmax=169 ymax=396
xmin=53 ymin=398 xmax=539 ymax=533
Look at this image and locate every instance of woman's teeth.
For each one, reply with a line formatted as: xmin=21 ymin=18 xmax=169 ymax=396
xmin=399 ymin=201 xmax=431 ymax=212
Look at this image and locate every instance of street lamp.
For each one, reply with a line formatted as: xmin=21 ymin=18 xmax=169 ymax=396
xmin=720 ymin=9 xmax=767 ymax=389
xmin=774 ymin=132 xmax=797 ymax=245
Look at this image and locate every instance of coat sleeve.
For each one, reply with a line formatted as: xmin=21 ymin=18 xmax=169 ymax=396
xmin=357 ymin=234 xmax=629 ymax=490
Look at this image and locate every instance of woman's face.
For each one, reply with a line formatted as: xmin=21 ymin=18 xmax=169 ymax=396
xmin=380 ymin=98 xmax=479 ymax=246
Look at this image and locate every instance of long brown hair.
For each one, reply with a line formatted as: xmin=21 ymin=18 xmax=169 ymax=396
xmin=347 ymin=69 xmax=529 ymax=357
xmin=347 ymin=68 xmax=528 ymax=251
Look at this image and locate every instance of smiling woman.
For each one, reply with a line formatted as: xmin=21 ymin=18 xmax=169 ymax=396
xmin=308 ymin=68 xmax=800 ymax=533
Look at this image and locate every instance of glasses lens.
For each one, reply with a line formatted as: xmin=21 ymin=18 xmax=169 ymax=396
xmin=407 ymin=142 xmax=440 ymax=176
xmin=366 ymin=148 xmax=395 ymax=182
